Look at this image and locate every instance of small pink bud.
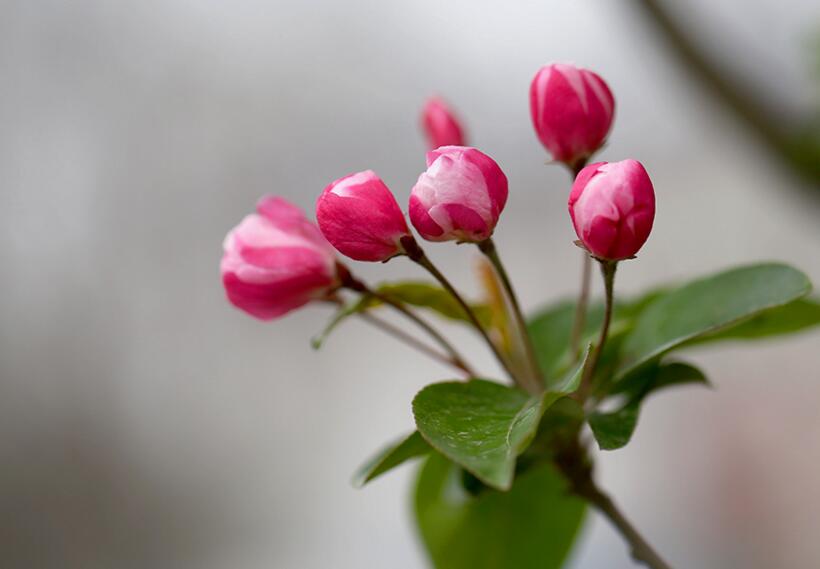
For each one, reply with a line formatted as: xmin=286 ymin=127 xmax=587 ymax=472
xmin=221 ymin=196 xmax=339 ymax=320
xmin=316 ymin=170 xmax=411 ymax=262
xmin=530 ymin=63 xmax=615 ymax=167
xmin=421 ymin=97 xmax=466 ymax=150
xmin=409 ymin=146 xmax=508 ymax=243
xmin=568 ymin=160 xmax=655 ymax=261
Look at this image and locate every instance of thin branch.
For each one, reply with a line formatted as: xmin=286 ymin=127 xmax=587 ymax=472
xmin=477 ymin=238 xmax=544 ymax=394
xmin=336 ymin=264 xmax=476 ymax=377
xmin=578 ymin=260 xmax=616 ymax=401
xmin=556 ymin=438 xmax=673 ymax=569
xmin=400 ymin=236 xmax=517 ymax=383
xmin=576 ymin=475 xmax=672 ymax=569
xmin=357 ymin=312 xmax=471 ymax=377
xmin=370 ymin=291 xmax=476 ymax=377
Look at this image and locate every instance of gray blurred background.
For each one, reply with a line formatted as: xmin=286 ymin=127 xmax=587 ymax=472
xmin=2 ymin=1 xmax=820 ymax=567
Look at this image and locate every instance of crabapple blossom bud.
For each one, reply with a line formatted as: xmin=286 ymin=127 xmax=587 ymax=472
xmin=421 ymin=97 xmax=466 ymax=149
xmin=568 ymin=160 xmax=655 ymax=261
xmin=221 ymin=196 xmax=339 ymax=320
xmin=529 ymin=63 xmax=615 ymax=168
xmin=316 ymin=170 xmax=411 ymax=262
xmin=409 ymin=146 xmax=508 ymax=243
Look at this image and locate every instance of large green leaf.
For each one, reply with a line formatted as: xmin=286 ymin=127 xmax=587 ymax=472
xmin=412 ymin=357 xmax=587 ymax=491
xmin=617 ymin=263 xmax=811 ymax=378
xmin=589 ymin=362 xmax=708 ymax=450
xmin=527 ymin=289 xmax=666 ymax=382
xmin=412 ymin=380 xmax=540 ymax=491
xmin=352 ymin=431 xmax=430 ymax=487
xmin=414 ymin=453 xmax=586 ymax=569
xmin=690 ymin=297 xmax=820 ymax=345
xmin=528 ymin=300 xmax=599 ymax=380
xmin=543 ymin=345 xmax=589 ymax=408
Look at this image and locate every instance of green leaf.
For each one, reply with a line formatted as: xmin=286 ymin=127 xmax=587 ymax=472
xmin=646 ymin=361 xmax=709 ymax=393
xmin=589 ymin=404 xmax=640 ymax=451
xmin=543 ymin=344 xmax=589 ymax=405
xmin=590 ymin=362 xmax=708 ymax=450
xmin=617 ymin=263 xmax=812 ymax=378
xmin=528 ymin=300 xmax=593 ymax=380
xmin=611 ymin=361 xmax=709 ymax=398
xmin=352 ymin=431 xmax=430 ymax=487
xmin=414 ymin=453 xmax=586 ymax=569
xmin=412 ymin=380 xmax=540 ymax=491
xmin=376 ymin=282 xmax=492 ymax=326
xmin=535 ymin=397 xmax=586 ymax=441
xmin=690 ymin=297 xmax=820 ymax=345
xmin=412 ymin=356 xmax=588 ymax=491
xmin=527 ymin=288 xmax=667 ymax=380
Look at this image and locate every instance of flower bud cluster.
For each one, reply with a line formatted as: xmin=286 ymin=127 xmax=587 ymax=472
xmin=221 ymin=64 xmax=655 ymax=320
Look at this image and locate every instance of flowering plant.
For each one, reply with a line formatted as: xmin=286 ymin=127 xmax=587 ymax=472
xmin=220 ymin=63 xmax=819 ymax=568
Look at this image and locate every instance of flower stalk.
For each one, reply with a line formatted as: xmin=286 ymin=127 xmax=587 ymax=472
xmin=337 ymin=264 xmax=476 ymax=377
xmin=578 ymin=259 xmax=617 ymax=402
xmin=401 ymin=236 xmax=517 ymax=384
xmin=357 ymin=312 xmax=471 ymax=377
xmin=477 ymin=238 xmax=544 ymax=394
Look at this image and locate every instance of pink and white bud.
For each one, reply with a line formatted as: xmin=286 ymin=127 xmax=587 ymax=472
xmin=568 ymin=160 xmax=655 ymax=261
xmin=530 ymin=63 xmax=615 ymax=167
xmin=421 ymin=97 xmax=466 ymax=150
xmin=316 ymin=170 xmax=411 ymax=262
xmin=409 ymin=146 xmax=508 ymax=243
xmin=221 ymin=196 xmax=339 ymax=320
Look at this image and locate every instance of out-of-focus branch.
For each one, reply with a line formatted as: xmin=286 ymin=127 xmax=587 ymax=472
xmin=358 ymin=312 xmax=472 ymax=376
xmin=557 ymin=438 xmax=673 ymax=569
xmin=631 ymin=0 xmax=820 ymax=185
xmin=577 ymin=477 xmax=672 ymax=569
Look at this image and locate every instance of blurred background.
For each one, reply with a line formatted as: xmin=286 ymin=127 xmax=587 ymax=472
xmin=2 ymin=0 xmax=819 ymax=567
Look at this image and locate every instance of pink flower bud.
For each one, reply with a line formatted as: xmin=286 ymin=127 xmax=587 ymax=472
xmin=421 ymin=97 xmax=466 ymax=150
xmin=316 ymin=170 xmax=411 ymax=262
xmin=221 ymin=196 xmax=339 ymax=320
xmin=409 ymin=146 xmax=508 ymax=243
xmin=530 ymin=63 xmax=615 ymax=167
xmin=568 ymin=160 xmax=655 ymax=261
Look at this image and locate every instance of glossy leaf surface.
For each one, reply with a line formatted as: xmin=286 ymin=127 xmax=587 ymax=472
xmin=414 ymin=453 xmax=586 ymax=569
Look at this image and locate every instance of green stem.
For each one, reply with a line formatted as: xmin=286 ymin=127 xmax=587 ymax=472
xmin=575 ymin=472 xmax=672 ymax=569
xmin=337 ymin=265 xmax=476 ymax=377
xmin=477 ymin=239 xmax=543 ymax=393
xmin=578 ymin=260 xmax=616 ymax=401
xmin=357 ymin=312 xmax=472 ymax=377
xmin=400 ymin=237 xmax=517 ymax=383
xmin=373 ymin=292 xmax=476 ymax=377
xmin=557 ymin=438 xmax=672 ymax=569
